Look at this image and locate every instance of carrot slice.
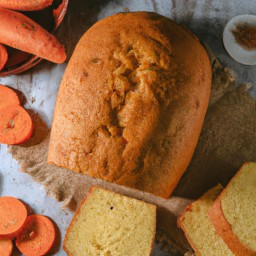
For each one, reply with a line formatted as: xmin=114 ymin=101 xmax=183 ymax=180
xmin=0 ymin=197 xmax=27 ymax=239
xmin=0 ymin=84 xmax=20 ymax=109
xmin=0 ymin=43 xmax=8 ymax=71
xmin=16 ymin=214 xmax=56 ymax=256
xmin=0 ymin=239 xmax=13 ymax=256
xmin=0 ymin=105 xmax=33 ymax=145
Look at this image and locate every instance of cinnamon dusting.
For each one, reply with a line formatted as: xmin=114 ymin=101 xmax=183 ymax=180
xmin=232 ymin=23 xmax=256 ymax=50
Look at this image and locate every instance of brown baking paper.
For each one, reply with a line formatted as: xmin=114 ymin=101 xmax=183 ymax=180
xmin=9 ymin=48 xmax=256 ymax=255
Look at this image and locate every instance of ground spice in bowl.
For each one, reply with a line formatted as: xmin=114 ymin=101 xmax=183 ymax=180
xmin=232 ymin=23 xmax=256 ymax=50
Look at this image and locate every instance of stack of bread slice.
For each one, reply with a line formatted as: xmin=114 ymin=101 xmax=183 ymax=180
xmin=179 ymin=162 xmax=256 ymax=256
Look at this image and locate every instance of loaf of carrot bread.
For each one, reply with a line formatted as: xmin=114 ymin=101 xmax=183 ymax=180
xmin=48 ymin=12 xmax=212 ymax=198
xmin=209 ymin=163 xmax=256 ymax=256
xmin=64 ymin=187 xmax=156 ymax=256
xmin=178 ymin=184 xmax=234 ymax=256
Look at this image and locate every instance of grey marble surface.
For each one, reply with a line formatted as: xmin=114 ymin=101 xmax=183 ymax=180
xmin=0 ymin=1 xmax=255 ymax=255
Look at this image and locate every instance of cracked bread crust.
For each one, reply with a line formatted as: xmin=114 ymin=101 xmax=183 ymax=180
xmin=48 ymin=12 xmax=212 ymax=198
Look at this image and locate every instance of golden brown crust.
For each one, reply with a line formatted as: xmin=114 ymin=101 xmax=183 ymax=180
xmin=209 ymin=170 xmax=256 ymax=256
xmin=150 ymin=205 xmax=157 ymax=256
xmin=48 ymin=12 xmax=212 ymax=198
xmin=178 ymin=205 xmax=202 ymax=256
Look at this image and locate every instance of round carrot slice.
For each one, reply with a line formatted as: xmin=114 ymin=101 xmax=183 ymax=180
xmin=0 ymin=84 xmax=20 ymax=109
xmin=0 ymin=44 xmax=8 ymax=71
xmin=0 ymin=239 xmax=13 ymax=256
xmin=0 ymin=197 xmax=27 ymax=239
xmin=0 ymin=105 xmax=33 ymax=145
xmin=16 ymin=214 xmax=56 ymax=256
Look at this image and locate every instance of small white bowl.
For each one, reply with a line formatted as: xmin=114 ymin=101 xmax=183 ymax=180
xmin=223 ymin=14 xmax=256 ymax=65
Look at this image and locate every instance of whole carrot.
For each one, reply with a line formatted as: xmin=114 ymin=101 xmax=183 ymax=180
xmin=0 ymin=8 xmax=66 ymax=63
xmin=0 ymin=0 xmax=53 ymax=11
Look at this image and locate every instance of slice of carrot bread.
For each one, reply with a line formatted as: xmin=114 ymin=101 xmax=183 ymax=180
xmin=64 ymin=186 xmax=156 ymax=256
xmin=209 ymin=162 xmax=256 ymax=256
xmin=178 ymin=184 xmax=234 ymax=256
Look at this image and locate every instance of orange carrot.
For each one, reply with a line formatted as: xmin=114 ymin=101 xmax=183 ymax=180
xmin=16 ymin=214 xmax=56 ymax=256
xmin=0 ymin=8 xmax=66 ymax=63
xmin=0 ymin=84 xmax=20 ymax=109
xmin=0 ymin=239 xmax=13 ymax=256
xmin=0 ymin=43 xmax=7 ymax=71
xmin=0 ymin=0 xmax=53 ymax=11
xmin=0 ymin=105 xmax=33 ymax=145
xmin=0 ymin=197 xmax=27 ymax=239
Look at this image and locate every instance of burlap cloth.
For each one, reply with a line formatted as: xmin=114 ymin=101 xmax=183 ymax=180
xmin=9 ymin=48 xmax=256 ymax=255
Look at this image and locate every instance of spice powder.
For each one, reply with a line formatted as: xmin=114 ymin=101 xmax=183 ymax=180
xmin=232 ymin=23 xmax=256 ymax=50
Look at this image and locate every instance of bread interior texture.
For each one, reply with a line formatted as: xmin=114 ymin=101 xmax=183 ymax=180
xmin=64 ymin=188 xmax=156 ymax=256
xmin=221 ymin=163 xmax=256 ymax=251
